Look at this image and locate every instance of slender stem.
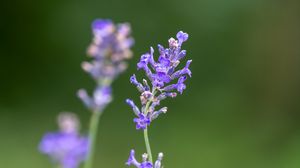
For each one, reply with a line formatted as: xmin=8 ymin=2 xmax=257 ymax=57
xmin=144 ymin=127 xmax=153 ymax=163
xmin=83 ymin=80 xmax=110 ymax=168
xmin=142 ymin=88 xmax=157 ymax=163
xmin=84 ymin=111 xmax=102 ymax=168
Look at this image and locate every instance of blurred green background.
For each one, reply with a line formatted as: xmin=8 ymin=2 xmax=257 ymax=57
xmin=1 ymin=0 xmax=300 ymax=167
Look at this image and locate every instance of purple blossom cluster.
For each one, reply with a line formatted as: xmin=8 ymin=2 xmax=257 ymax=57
xmin=125 ymin=31 xmax=191 ymax=168
xmin=126 ymin=31 xmax=192 ymax=130
xmin=85 ymin=19 xmax=134 ymax=81
xmin=39 ymin=113 xmax=88 ymax=168
xmin=78 ymin=19 xmax=134 ymax=112
xmin=126 ymin=150 xmax=163 ymax=168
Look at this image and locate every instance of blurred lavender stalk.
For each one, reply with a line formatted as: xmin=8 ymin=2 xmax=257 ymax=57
xmin=126 ymin=31 xmax=192 ymax=167
xmin=78 ymin=19 xmax=134 ymax=168
xmin=39 ymin=112 xmax=88 ymax=168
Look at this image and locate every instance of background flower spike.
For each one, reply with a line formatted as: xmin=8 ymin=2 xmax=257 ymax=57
xmin=39 ymin=112 xmax=88 ymax=168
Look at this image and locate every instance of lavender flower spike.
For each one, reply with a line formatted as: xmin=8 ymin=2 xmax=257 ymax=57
xmin=126 ymin=31 xmax=191 ymax=166
xmin=39 ymin=112 xmax=88 ymax=168
xmin=77 ymin=19 xmax=134 ymax=168
xmin=126 ymin=31 xmax=192 ymax=130
xmin=85 ymin=19 xmax=134 ymax=82
xmin=78 ymin=19 xmax=134 ymax=113
xmin=126 ymin=150 xmax=164 ymax=168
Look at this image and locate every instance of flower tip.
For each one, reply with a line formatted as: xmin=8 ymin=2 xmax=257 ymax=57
xmin=150 ymin=46 xmax=154 ymax=54
xmin=92 ymin=19 xmax=112 ymax=30
xmin=81 ymin=62 xmax=92 ymax=72
xmin=177 ymin=31 xmax=189 ymax=42
xmin=126 ymin=149 xmax=135 ymax=165
xmin=130 ymin=74 xmax=137 ymax=84
xmin=168 ymin=37 xmax=179 ymax=48
xmin=171 ymin=93 xmax=177 ymax=98
xmin=126 ymin=99 xmax=132 ymax=104
xmin=77 ymin=89 xmax=87 ymax=98
xmin=161 ymin=107 xmax=168 ymax=113
xmin=58 ymin=112 xmax=79 ymax=134
xmin=158 ymin=152 xmax=163 ymax=159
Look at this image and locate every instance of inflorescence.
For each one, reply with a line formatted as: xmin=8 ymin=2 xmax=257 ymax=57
xmin=39 ymin=113 xmax=88 ymax=168
xmin=78 ymin=19 xmax=134 ymax=112
xmin=126 ymin=150 xmax=163 ymax=168
xmin=77 ymin=19 xmax=134 ymax=168
xmin=126 ymin=31 xmax=191 ymax=130
xmin=126 ymin=31 xmax=192 ymax=167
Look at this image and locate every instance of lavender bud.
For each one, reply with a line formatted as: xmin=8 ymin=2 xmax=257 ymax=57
xmin=140 ymin=91 xmax=153 ymax=105
xmin=165 ymin=92 xmax=177 ymax=98
xmin=126 ymin=150 xmax=140 ymax=167
xmin=168 ymin=38 xmax=179 ymax=49
xmin=130 ymin=74 xmax=139 ymax=85
xmin=154 ymin=153 xmax=164 ymax=168
xmin=126 ymin=150 xmax=153 ymax=168
xmin=77 ymin=89 xmax=93 ymax=109
xmin=176 ymin=31 xmax=189 ymax=44
xmin=151 ymin=107 xmax=167 ymax=120
xmin=126 ymin=99 xmax=141 ymax=116
xmin=142 ymin=153 xmax=148 ymax=162
xmin=93 ymin=86 xmax=112 ymax=107
xmin=157 ymin=44 xmax=165 ymax=56
xmin=172 ymin=60 xmax=180 ymax=67
xmin=58 ymin=112 xmax=79 ymax=134
xmin=130 ymin=74 xmax=145 ymax=92
xmin=149 ymin=100 xmax=160 ymax=113
xmin=177 ymin=50 xmax=186 ymax=60
xmin=81 ymin=61 xmax=93 ymax=72
xmin=142 ymin=79 xmax=150 ymax=91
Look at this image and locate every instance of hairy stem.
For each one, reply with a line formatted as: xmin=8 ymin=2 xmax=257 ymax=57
xmin=84 ymin=111 xmax=101 ymax=168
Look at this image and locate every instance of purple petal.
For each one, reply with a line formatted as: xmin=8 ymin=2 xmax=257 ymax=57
xmin=176 ymin=31 xmax=189 ymax=43
xmin=92 ymin=19 xmax=113 ymax=31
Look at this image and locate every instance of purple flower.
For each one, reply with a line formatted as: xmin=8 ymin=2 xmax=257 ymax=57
xmin=78 ymin=19 xmax=134 ymax=113
xmin=39 ymin=133 xmax=88 ymax=168
xmin=133 ymin=113 xmax=151 ymax=130
xmin=92 ymin=19 xmax=113 ymax=35
xmin=130 ymin=74 xmax=145 ymax=92
xmin=77 ymin=86 xmax=112 ymax=112
xmin=136 ymin=31 xmax=191 ymax=88
xmin=176 ymin=31 xmax=189 ymax=44
xmin=85 ymin=19 xmax=134 ymax=81
xmin=162 ymin=76 xmax=187 ymax=94
xmin=154 ymin=153 xmax=163 ymax=168
xmin=126 ymin=150 xmax=164 ymax=168
xmin=126 ymin=99 xmax=141 ymax=116
xmin=39 ymin=113 xmax=88 ymax=168
xmin=126 ymin=31 xmax=191 ymax=129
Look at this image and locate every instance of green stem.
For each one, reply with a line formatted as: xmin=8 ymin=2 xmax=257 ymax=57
xmin=84 ymin=111 xmax=102 ymax=168
xmin=144 ymin=127 xmax=153 ymax=163
xmin=142 ymin=88 xmax=157 ymax=163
